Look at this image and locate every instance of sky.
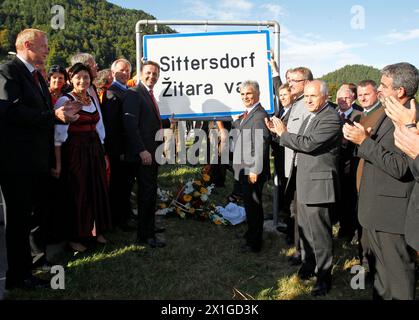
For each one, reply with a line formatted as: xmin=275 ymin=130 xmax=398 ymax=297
xmin=108 ymin=0 xmax=419 ymax=78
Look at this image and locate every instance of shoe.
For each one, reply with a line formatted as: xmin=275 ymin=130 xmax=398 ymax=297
xmin=276 ymin=222 xmax=288 ymax=234
xmin=154 ymin=227 xmax=166 ymax=234
xmin=288 ymin=252 xmax=302 ymax=266
xmin=311 ymin=280 xmax=331 ymax=296
xmin=297 ymin=264 xmax=316 ymax=280
xmin=96 ymin=235 xmax=107 ymax=244
xmin=69 ymin=242 xmax=87 ymax=253
xmin=137 ymin=237 xmax=166 ymax=248
xmin=32 ymin=257 xmax=52 ymax=273
xmin=5 ymin=275 xmax=50 ymax=291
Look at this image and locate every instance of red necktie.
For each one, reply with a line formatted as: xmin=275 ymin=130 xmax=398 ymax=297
xmin=243 ymin=110 xmax=249 ymax=119
xmin=149 ymin=89 xmax=162 ymax=129
xmin=32 ymin=70 xmax=40 ymax=87
xmin=340 ymin=112 xmax=346 ymax=121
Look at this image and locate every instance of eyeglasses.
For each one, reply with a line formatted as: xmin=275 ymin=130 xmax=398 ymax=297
xmin=289 ymin=79 xmax=305 ymax=83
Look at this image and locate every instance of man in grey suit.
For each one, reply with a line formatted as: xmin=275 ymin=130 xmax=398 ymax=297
xmin=276 ymin=67 xmax=313 ymax=264
xmin=343 ymin=62 xmax=418 ymax=300
xmin=267 ymin=80 xmax=341 ymax=296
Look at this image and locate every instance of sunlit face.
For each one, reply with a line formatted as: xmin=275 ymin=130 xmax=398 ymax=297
xmin=357 ymin=84 xmax=378 ymax=109
xmin=71 ymin=70 xmax=91 ymax=93
xmin=377 ymin=75 xmax=399 ymax=101
xmin=304 ymin=82 xmax=327 ymax=113
xmin=49 ymin=72 xmax=65 ymax=91
xmin=240 ymin=85 xmax=260 ymax=109
xmin=288 ymin=71 xmax=306 ymax=97
xmin=279 ymin=88 xmax=292 ymax=107
xmin=86 ymin=58 xmax=98 ymax=79
xmin=112 ymin=61 xmax=131 ymax=85
xmin=141 ymin=64 xmax=160 ymax=89
xmin=337 ymin=91 xmax=354 ymax=111
xmin=27 ymin=33 xmax=49 ymax=66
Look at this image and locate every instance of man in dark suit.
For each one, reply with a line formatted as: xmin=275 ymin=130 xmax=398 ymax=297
xmin=392 ymin=117 xmax=419 ymax=253
xmin=267 ymin=80 xmax=341 ymax=296
xmin=335 ymin=87 xmax=362 ymax=240
xmin=343 ymin=62 xmax=418 ymax=300
xmin=232 ymin=80 xmax=271 ymax=253
xmin=123 ymin=60 xmax=171 ymax=248
xmin=101 ymin=58 xmax=135 ymax=230
xmin=0 ymin=28 xmax=80 ymax=290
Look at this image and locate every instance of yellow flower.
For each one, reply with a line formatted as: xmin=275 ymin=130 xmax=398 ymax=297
xmin=202 ymin=174 xmax=210 ymax=182
xmin=189 ymin=207 xmax=195 ymax=214
xmin=183 ymin=194 xmax=192 ymax=202
xmin=214 ymin=219 xmax=222 ymax=225
xmin=193 ymin=191 xmax=201 ymax=198
xmin=176 ymin=207 xmax=182 ymax=214
xmin=159 ymin=203 xmax=167 ymax=209
xmin=200 ymin=187 xmax=208 ymax=194
xmin=194 ymin=180 xmax=202 ymax=186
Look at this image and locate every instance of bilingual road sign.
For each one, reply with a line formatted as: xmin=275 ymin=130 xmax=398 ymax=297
xmin=143 ymin=30 xmax=274 ymax=119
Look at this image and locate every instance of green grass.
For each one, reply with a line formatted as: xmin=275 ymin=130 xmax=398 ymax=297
xmin=5 ymin=164 xmax=416 ymax=300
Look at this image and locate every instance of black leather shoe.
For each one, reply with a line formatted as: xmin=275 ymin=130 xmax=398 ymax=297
xmin=311 ymin=280 xmax=331 ymax=296
xmin=154 ymin=227 xmax=166 ymax=234
xmin=289 ymin=252 xmax=302 ymax=266
xmin=276 ymin=222 xmax=288 ymax=234
xmin=297 ymin=264 xmax=316 ymax=280
xmin=137 ymin=237 xmax=166 ymax=248
xmin=32 ymin=258 xmax=53 ymax=273
xmin=5 ymin=275 xmax=50 ymax=291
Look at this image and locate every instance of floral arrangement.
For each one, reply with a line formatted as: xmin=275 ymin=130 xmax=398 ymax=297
xmin=156 ymin=167 xmax=230 ymax=225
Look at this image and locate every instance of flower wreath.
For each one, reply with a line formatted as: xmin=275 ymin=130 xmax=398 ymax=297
xmin=157 ymin=166 xmax=230 ymax=225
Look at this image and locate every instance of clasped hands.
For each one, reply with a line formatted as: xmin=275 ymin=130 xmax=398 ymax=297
xmin=384 ymin=97 xmax=419 ymax=159
xmin=342 ymin=121 xmax=372 ymax=145
xmin=264 ymin=116 xmax=287 ymax=136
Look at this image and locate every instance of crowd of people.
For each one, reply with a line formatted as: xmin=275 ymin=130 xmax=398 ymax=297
xmin=0 ymin=28 xmax=418 ymax=300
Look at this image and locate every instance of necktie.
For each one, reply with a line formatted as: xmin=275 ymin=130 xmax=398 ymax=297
xmin=243 ymin=110 xmax=249 ymax=119
xmin=149 ymin=89 xmax=162 ymax=129
xmin=32 ymin=70 xmax=40 ymax=87
xmin=340 ymin=112 xmax=346 ymax=121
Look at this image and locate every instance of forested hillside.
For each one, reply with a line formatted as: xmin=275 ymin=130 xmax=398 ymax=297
xmin=0 ymin=0 xmax=174 ymax=69
xmin=320 ymin=64 xmax=381 ymax=100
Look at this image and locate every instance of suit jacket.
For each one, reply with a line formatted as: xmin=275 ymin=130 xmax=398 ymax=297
xmin=405 ymin=157 xmax=419 ymax=250
xmin=280 ymin=104 xmax=341 ymax=205
xmin=232 ymin=103 xmax=271 ymax=182
xmin=356 ymin=104 xmax=385 ymax=191
xmin=123 ymin=82 xmax=170 ymax=162
xmin=356 ymin=103 xmax=416 ymax=234
xmin=339 ymin=109 xmax=363 ymax=177
xmin=0 ymin=57 xmax=55 ymax=174
xmin=101 ymin=82 xmax=128 ymax=158
xmin=283 ymin=95 xmax=311 ymax=178
xmin=271 ymin=105 xmax=292 ymax=179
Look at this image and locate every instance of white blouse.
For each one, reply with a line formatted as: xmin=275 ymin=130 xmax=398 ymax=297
xmin=54 ymin=91 xmax=106 ymax=146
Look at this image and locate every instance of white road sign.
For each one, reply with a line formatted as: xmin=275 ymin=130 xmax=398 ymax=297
xmin=143 ymin=30 xmax=274 ymax=119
